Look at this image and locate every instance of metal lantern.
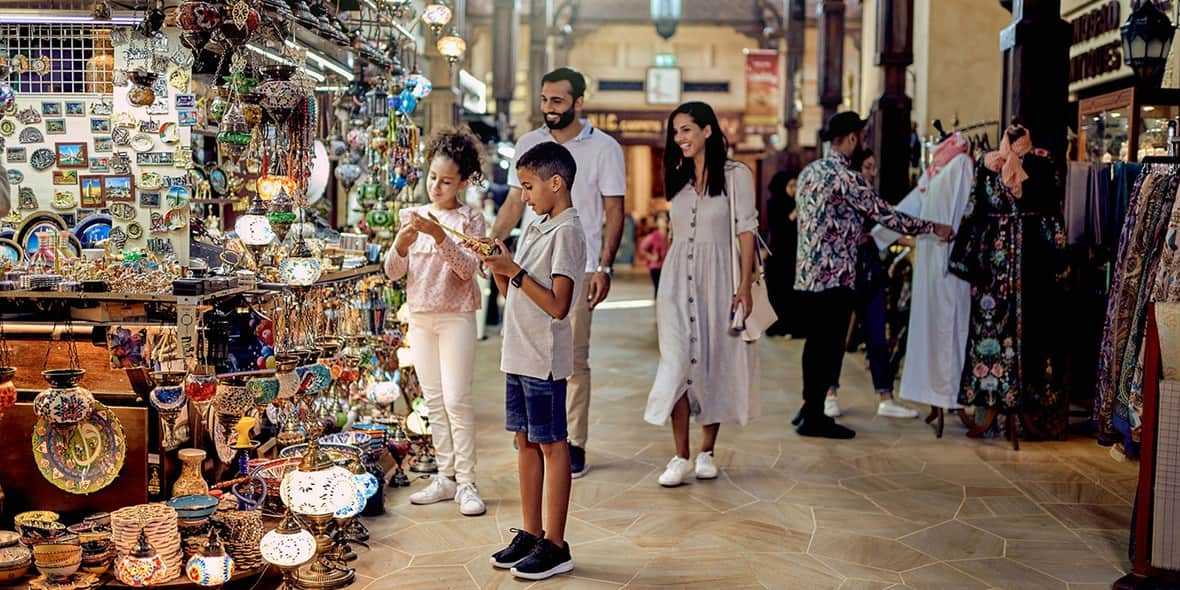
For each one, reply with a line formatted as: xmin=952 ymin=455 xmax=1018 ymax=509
xmin=1122 ymin=0 xmax=1176 ymax=86
xmin=366 ymin=84 xmax=389 ymax=119
xmin=436 ymin=29 xmax=467 ymax=65
xmin=651 ymin=0 xmax=682 ymax=40
xmin=421 ymin=1 xmax=452 ymax=36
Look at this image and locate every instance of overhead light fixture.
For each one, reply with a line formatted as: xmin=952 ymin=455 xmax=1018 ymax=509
xmin=436 ymin=28 xmax=466 ymax=65
xmin=1121 ymin=0 xmax=1176 ymax=87
xmin=421 ymin=2 xmax=453 ymax=36
xmin=245 ymin=44 xmax=327 ymax=82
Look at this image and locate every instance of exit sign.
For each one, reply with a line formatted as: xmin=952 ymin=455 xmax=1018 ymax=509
xmin=655 ymin=54 xmax=676 ymax=67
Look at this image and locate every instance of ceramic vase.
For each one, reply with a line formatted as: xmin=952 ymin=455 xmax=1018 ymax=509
xmin=33 ymin=369 xmax=94 ymax=424
xmin=172 ymin=448 xmax=209 ymax=498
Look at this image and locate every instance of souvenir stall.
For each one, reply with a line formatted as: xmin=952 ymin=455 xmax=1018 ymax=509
xmin=0 ymin=0 xmax=464 ymax=587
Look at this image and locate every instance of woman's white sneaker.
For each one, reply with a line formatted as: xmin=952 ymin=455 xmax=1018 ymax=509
xmin=455 ymin=483 xmax=486 ymax=516
xmin=409 ymin=476 xmax=457 ymax=505
xmin=877 ymin=399 xmax=919 ymax=419
xmin=695 ymin=451 xmax=719 ymax=479
xmin=658 ymin=456 xmax=695 ymax=487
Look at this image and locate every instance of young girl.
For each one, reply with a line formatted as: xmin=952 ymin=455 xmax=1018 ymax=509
xmin=384 ymin=127 xmax=488 ymax=516
xmin=638 ymin=211 xmax=669 ymax=296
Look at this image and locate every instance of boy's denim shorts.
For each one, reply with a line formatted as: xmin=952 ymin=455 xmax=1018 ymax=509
xmin=505 ymin=373 xmax=568 ymax=444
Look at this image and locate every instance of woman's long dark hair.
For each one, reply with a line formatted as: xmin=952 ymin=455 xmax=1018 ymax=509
xmin=663 ymin=101 xmax=729 ymax=198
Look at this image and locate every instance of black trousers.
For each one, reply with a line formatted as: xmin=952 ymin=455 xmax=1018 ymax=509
xmin=798 ymin=287 xmax=855 ymax=420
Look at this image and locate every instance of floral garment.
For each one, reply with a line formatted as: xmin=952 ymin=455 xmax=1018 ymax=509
xmin=950 ymin=157 xmax=1067 ymax=437
xmin=795 ymin=151 xmax=935 ymax=292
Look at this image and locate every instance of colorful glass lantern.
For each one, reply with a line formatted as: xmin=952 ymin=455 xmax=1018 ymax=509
xmin=259 ymin=514 xmax=316 ymax=569
xmin=436 ymin=29 xmax=467 ymax=65
xmin=115 ymin=530 xmax=168 ymax=587
xmin=280 ymin=238 xmax=322 ymax=286
xmin=421 ymin=2 xmax=452 ymax=36
xmin=279 ymin=438 xmax=359 ymax=516
xmin=234 ymin=194 xmax=275 ymax=246
xmin=257 ymin=174 xmax=296 ymax=202
xmin=185 ymin=529 xmax=234 ymax=586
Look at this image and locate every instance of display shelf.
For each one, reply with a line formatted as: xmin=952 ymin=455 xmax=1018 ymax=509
xmin=0 ymin=286 xmax=249 ymax=303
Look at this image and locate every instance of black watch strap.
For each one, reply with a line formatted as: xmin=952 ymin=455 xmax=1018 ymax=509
xmin=511 ymin=268 xmax=528 ymax=288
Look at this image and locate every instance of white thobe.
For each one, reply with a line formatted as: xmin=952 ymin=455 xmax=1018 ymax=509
xmin=871 ymin=153 xmax=974 ymax=409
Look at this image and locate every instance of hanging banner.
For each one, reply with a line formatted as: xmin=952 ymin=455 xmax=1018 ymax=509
xmin=743 ymin=49 xmax=780 ymax=133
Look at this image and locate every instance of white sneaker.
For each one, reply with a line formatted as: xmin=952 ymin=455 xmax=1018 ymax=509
xmin=824 ymin=396 xmax=842 ymax=417
xmin=695 ymin=452 xmax=718 ymax=480
xmin=409 ymin=476 xmax=457 ymax=505
xmin=877 ymin=399 xmax=919 ymax=419
xmin=455 ymin=483 xmax=487 ymax=516
xmin=657 ymin=456 xmax=695 ymax=487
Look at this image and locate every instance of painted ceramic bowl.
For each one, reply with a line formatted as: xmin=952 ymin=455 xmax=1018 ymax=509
xmin=165 ymin=494 xmax=218 ymax=522
xmin=17 ymin=520 xmax=66 ymax=544
xmin=278 ymin=442 xmax=361 ymax=466
xmin=0 ymin=544 xmax=31 ymax=568
xmin=13 ymin=511 xmax=59 ymax=528
xmin=32 ymin=543 xmax=81 ymax=565
xmin=0 ymin=559 xmax=30 ymax=584
xmin=320 ymin=431 xmax=372 ymax=448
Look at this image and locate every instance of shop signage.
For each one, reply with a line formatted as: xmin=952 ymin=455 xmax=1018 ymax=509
xmin=743 ymin=49 xmax=780 ymax=133
xmin=584 ymin=110 xmax=744 ymax=146
xmin=1067 ymin=0 xmax=1133 ymax=92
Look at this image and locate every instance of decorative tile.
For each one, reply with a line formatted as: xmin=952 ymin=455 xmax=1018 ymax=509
xmin=809 ymin=530 xmax=935 ymax=572
xmin=898 ymin=521 xmax=1004 ymax=561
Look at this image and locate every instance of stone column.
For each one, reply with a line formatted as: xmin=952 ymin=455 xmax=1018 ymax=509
xmin=528 ymin=0 xmax=552 ymax=129
xmin=817 ymin=0 xmax=846 ymax=146
xmin=999 ymin=0 xmax=1070 ymax=161
xmin=492 ymin=0 xmax=519 ymax=140
xmin=784 ymin=0 xmax=805 ymax=152
xmin=870 ymin=0 xmax=914 ymax=202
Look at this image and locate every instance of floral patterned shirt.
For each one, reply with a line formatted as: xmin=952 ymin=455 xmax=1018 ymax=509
xmin=795 ymin=151 xmax=935 ymax=291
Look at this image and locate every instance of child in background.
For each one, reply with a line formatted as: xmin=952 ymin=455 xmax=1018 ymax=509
xmin=638 ymin=211 xmax=670 ymax=296
xmin=384 ymin=127 xmax=488 ymax=516
xmin=477 ymin=142 xmax=585 ymax=581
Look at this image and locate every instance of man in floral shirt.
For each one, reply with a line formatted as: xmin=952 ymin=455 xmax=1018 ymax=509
xmin=792 ymin=112 xmax=954 ymax=439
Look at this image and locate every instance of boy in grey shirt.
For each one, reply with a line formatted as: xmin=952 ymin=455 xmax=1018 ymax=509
xmin=476 ymin=142 xmax=585 ymax=581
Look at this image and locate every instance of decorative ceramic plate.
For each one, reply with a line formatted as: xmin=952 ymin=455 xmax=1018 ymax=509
xmin=0 ymin=238 xmax=21 ymax=265
xmin=73 ymin=214 xmax=112 ymax=249
xmin=126 ymin=222 xmax=143 ymax=240
xmin=6 ymin=169 xmax=23 ymax=185
xmin=19 ymin=127 xmax=42 ymax=144
xmin=29 ymin=148 xmax=55 ymax=170
xmin=107 ymin=202 xmax=136 ymax=221
xmin=15 ymin=211 xmax=67 ymax=254
xmin=32 ymin=400 xmax=127 ymax=494
xmin=209 ymin=168 xmax=227 ymax=196
xmin=129 ymin=134 xmax=153 ymax=153
xmin=0 ymin=120 xmax=14 ymax=136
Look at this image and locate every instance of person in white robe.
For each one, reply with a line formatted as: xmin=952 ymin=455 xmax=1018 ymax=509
xmin=870 ymin=134 xmax=974 ymax=410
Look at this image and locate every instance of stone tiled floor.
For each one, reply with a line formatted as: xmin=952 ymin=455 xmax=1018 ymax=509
xmin=357 ymin=275 xmax=1137 ymax=589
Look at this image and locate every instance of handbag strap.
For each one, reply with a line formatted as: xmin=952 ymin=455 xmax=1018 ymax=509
xmin=726 ymin=163 xmax=741 ymax=294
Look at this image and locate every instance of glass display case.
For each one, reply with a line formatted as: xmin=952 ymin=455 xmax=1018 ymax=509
xmin=1077 ymin=87 xmax=1180 ymax=162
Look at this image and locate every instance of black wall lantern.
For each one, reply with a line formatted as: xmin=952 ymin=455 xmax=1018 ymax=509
xmin=1121 ymin=0 xmax=1177 ymax=87
xmin=366 ymin=83 xmax=389 ymax=119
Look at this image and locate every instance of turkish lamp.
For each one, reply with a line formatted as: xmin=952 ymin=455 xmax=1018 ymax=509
xmin=185 ymin=528 xmax=235 ymax=586
xmin=437 ymin=29 xmax=467 ymax=66
xmin=1122 ymin=0 xmax=1176 ymax=87
xmin=234 ymin=193 xmax=276 ymax=247
xmin=279 ymin=438 xmax=359 ymax=516
xmin=334 ymin=459 xmax=378 ymax=518
xmin=259 ymin=513 xmax=316 ymax=569
xmin=421 ymin=1 xmax=452 ymax=36
xmin=279 ymin=237 xmax=323 ymax=287
xmin=257 ymin=174 xmax=296 ymax=202
xmin=267 ymin=188 xmax=297 ymax=241
xmin=115 ymin=529 xmax=168 ymax=587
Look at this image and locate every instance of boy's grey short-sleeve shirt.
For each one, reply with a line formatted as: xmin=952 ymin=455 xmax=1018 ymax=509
xmin=500 ymin=207 xmax=587 ymax=380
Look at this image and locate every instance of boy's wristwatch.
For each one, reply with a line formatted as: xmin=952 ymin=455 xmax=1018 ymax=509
xmin=596 ymin=265 xmax=613 ymax=276
xmin=511 ymin=268 xmax=528 ymax=288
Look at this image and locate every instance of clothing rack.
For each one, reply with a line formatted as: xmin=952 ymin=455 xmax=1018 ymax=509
xmin=1115 ymin=304 xmax=1180 ymax=588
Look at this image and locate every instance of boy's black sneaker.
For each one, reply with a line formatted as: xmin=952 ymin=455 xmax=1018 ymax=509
xmin=510 ymin=538 xmax=574 ymax=580
xmin=490 ymin=529 xmax=541 ymax=569
xmin=570 ymin=445 xmax=587 ymax=479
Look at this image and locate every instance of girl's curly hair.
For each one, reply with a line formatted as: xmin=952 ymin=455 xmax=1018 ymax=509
xmin=424 ymin=126 xmax=485 ymax=184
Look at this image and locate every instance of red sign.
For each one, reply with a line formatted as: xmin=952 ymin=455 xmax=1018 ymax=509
xmin=744 ymin=49 xmax=780 ymax=133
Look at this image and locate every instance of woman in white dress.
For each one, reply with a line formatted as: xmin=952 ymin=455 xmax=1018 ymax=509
xmin=645 ymin=101 xmax=760 ymax=487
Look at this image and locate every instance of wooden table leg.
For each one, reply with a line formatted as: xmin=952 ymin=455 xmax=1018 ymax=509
xmin=960 ymin=407 xmax=999 ymax=438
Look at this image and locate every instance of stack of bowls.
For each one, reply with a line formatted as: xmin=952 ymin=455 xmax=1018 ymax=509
xmin=111 ymin=505 xmax=182 ymax=582
xmin=212 ymin=510 xmax=263 ymax=570
xmin=31 ymin=543 xmax=81 ymax=580
xmin=67 ymin=523 xmax=114 ymax=575
xmin=0 ymin=532 xmax=32 ymax=584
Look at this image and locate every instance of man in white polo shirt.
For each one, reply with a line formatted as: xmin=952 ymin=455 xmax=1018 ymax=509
xmin=492 ymin=67 xmax=626 ymax=479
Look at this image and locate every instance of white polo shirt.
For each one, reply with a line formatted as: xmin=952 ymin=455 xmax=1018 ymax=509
xmin=508 ymin=120 xmax=627 ymax=273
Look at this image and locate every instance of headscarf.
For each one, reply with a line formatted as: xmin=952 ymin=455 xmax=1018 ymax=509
xmin=926 ymin=132 xmax=971 ymax=180
xmin=984 ymin=124 xmax=1033 ymax=198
